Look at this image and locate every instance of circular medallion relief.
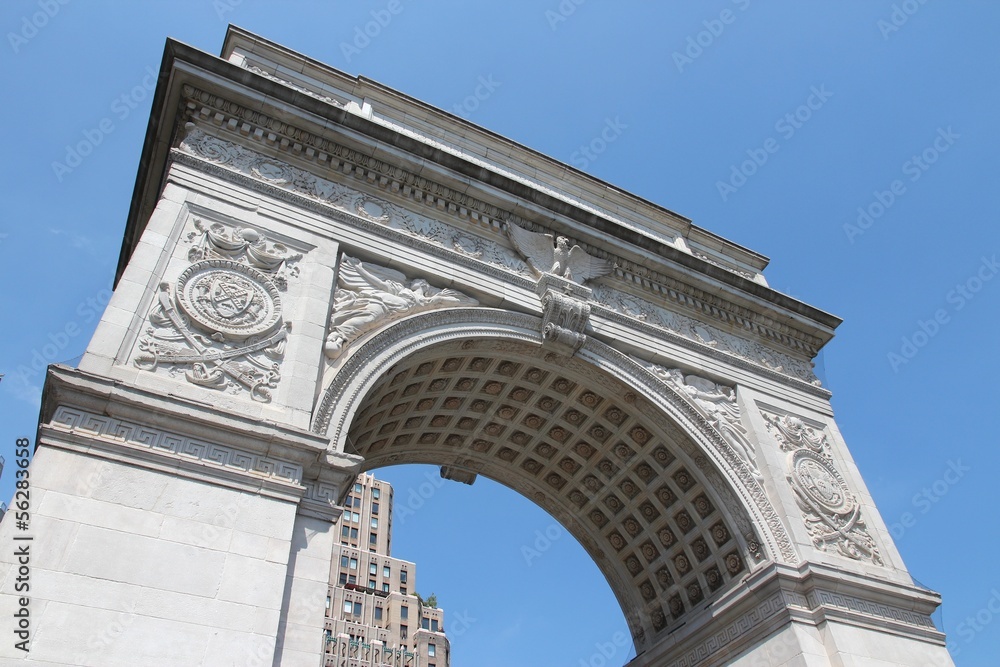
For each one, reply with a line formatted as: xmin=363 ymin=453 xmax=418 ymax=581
xmin=790 ymin=449 xmax=854 ymax=514
xmin=176 ymin=259 xmax=282 ymax=339
xmin=355 ymin=196 xmax=391 ymax=222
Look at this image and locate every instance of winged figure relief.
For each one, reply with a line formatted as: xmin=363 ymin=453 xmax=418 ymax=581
xmin=324 ymin=255 xmax=478 ymax=359
xmin=505 ymin=223 xmax=612 ymax=284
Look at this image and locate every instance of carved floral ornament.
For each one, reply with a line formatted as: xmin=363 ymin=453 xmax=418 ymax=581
xmin=761 ymin=411 xmax=884 ymax=566
xmin=132 ymin=219 xmax=302 ymax=402
xmin=178 ymin=128 xmax=821 ymax=386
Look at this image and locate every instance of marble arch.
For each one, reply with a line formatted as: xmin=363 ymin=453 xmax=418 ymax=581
xmin=313 ymin=308 xmax=791 ymax=648
xmin=0 ymin=26 xmax=956 ymax=667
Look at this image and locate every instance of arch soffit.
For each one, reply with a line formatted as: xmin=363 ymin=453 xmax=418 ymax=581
xmin=311 ymin=307 xmax=798 ymax=640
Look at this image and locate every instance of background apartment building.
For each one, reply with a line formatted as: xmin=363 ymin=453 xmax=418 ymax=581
xmin=325 ymin=473 xmax=450 ymax=667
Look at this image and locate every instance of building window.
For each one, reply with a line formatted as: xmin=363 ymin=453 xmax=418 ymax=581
xmin=348 ymin=575 xmax=356 ymax=584
xmin=325 ymin=596 xmax=331 ymax=609
xmin=340 ymin=555 xmax=348 ymax=568
xmin=400 ymin=605 xmax=408 ymax=619
xmin=421 ymin=617 xmax=429 ymax=630
xmin=383 ymin=566 xmax=390 ymax=578
xmin=400 ymin=625 xmax=408 ymax=640
xmin=349 ymin=558 xmax=358 ymax=571
xmin=369 ymin=563 xmax=377 ymax=575
xmin=372 ymin=488 xmax=380 ymax=499
xmin=353 ymin=496 xmax=361 ymax=508
xmin=374 ymin=606 xmax=383 ymax=620
xmin=382 ymin=582 xmax=390 ymax=593
xmin=428 ymin=644 xmax=436 ymax=657
xmin=350 ymin=528 xmax=358 ymax=539
xmin=343 ymin=600 xmax=352 ymax=613
xmin=339 ymin=573 xmax=347 ymax=585
xmin=352 ymin=512 xmax=360 ymax=523
xmin=341 ymin=525 xmax=350 ymax=537
xmin=369 ymin=532 xmax=378 ymax=544
xmin=368 ymin=579 xmax=376 ymax=589
xmin=400 ymin=570 xmax=407 ymax=584
xmin=371 ymin=518 xmax=378 ymax=529
xmin=431 ymin=619 xmax=438 ymax=632
xmin=354 ymin=483 xmax=362 ymax=493
xmin=371 ymin=502 xmax=379 ymax=515
xmin=353 ymin=602 xmax=362 ymax=616
xmin=400 ymin=586 xmax=407 ymax=595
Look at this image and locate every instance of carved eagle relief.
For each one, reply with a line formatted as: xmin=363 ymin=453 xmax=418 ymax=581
xmin=505 ymin=223 xmax=612 ymax=284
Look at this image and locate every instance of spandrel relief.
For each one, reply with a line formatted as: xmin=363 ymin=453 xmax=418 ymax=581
xmin=652 ymin=368 xmax=761 ymax=479
xmin=324 ymin=254 xmax=478 ymax=360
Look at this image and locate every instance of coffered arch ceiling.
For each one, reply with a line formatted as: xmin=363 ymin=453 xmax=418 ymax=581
xmin=314 ymin=309 xmax=789 ymax=649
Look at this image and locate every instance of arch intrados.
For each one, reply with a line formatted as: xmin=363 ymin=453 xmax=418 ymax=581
xmin=313 ymin=308 xmax=793 ymax=644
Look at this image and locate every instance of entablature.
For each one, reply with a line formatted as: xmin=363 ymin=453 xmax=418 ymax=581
xmin=121 ymin=29 xmax=839 ymax=391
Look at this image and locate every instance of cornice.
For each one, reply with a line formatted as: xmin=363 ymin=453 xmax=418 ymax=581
xmin=119 ymin=40 xmax=840 ymax=355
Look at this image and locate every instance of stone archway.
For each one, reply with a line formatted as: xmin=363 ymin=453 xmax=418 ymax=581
xmin=1 ymin=27 xmax=955 ymax=667
xmin=313 ymin=309 xmax=795 ymax=651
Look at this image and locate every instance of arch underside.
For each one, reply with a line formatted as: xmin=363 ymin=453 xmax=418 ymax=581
xmin=320 ymin=311 xmax=778 ymax=648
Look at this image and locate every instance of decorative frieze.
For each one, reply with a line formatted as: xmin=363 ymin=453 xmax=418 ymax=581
xmin=595 ymin=286 xmax=819 ymax=385
xmin=48 ymin=406 xmax=303 ymax=482
xmin=761 ymin=411 xmax=884 ymax=566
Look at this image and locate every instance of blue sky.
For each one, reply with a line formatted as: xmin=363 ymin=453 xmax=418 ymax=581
xmin=1 ymin=1 xmax=998 ymax=665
